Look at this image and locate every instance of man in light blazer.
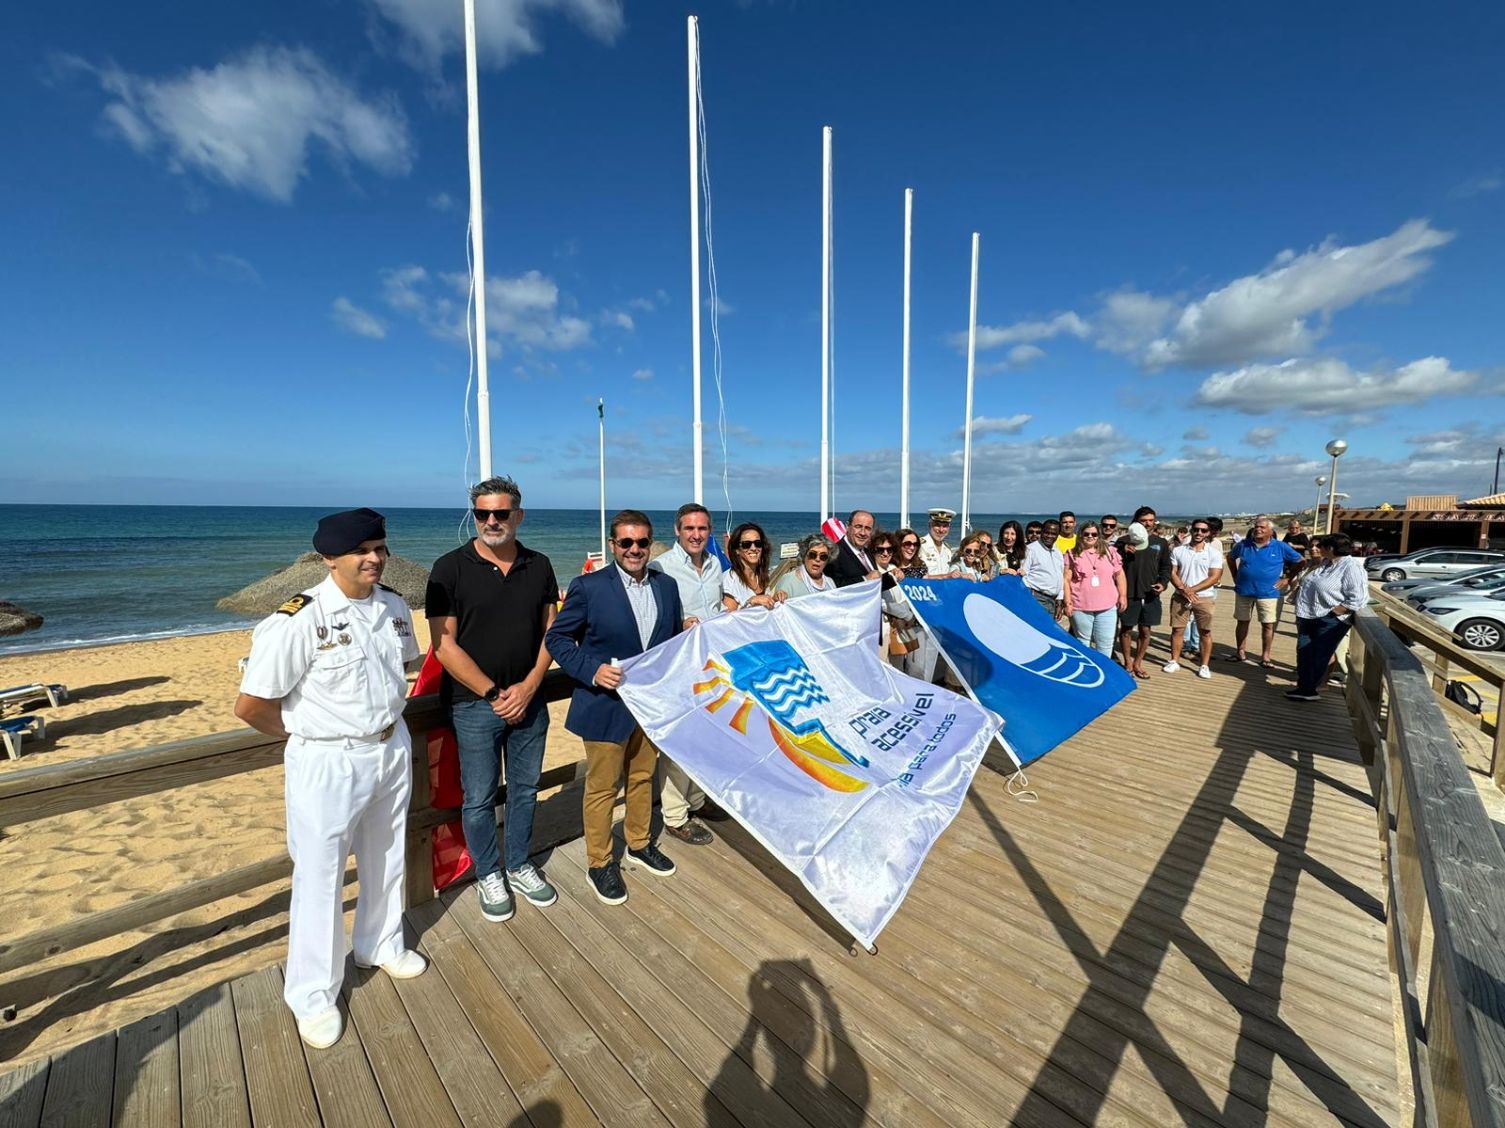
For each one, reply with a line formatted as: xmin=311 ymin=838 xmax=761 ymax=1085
xmin=546 ymin=509 xmax=684 ymax=905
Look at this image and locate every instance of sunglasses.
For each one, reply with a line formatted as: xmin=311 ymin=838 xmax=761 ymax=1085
xmin=614 ymin=537 xmax=652 ymax=550
xmin=1192 ymin=526 xmax=1211 ymax=533
xmin=1102 ymin=523 xmax=1118 ymax=530
xmin=900 ymin=539 xmax=919 ymax=547
xmin=1081 ymin=532 xmax=1099 ymax=538
xmin=874 ymin=545 xmax=894 ymax=554
xmin=806 ymin=551 xmax=829 ymax=561
xmin=473 ymin=507 xmax=513 ymax=523
xmin=736 ymin=539 xmax=765 ymax=550
xmin=962 ymin=549 xmax=980 ymax=556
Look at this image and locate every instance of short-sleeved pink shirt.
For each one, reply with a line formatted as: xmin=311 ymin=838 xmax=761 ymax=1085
xmin=1067 ymin=547 xmax=1123 ymax=612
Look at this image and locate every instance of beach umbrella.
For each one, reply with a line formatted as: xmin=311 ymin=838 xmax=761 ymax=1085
xmin=0 ymin=602 xmax=43 ymax=637
xmin=217 ymin=552 xmax=430 ymax=616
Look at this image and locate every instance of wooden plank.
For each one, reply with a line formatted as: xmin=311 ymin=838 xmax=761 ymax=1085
xmin=440 ymin=892 xmax=671 ymax=1127
xmin=343 ymin=965 xmax=462 ymax=1128
xmin=177 ymin=982 xmax=251 ymax=1128
xmin=113 ymin=1009 xmax=180 ymax=1128
xmin=0 ymin=857 xmax=292 ymax=976
xmin=0 ymin=1058 xmax=49 ymax=1128
xmin=408 ymin=899 xmax=597 ymax=1124
xmin=231 ymin=966 xmax=320 ymax=1128
xmin=38 ymin=1031 xmax=114 ymax=1128
xmin=298 ymin=962 xmax=390 ymax=1128
xmin=548 ymin=839 xmax=924 ymax=1128
xmin=382 ymin=943 xmax=526 ymax=1128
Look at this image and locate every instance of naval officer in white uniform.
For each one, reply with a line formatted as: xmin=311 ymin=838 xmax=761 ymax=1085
xmin=234 ymin=507 xmax=426 ymax=1049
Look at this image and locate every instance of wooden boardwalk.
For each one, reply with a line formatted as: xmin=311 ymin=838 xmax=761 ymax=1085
xmin=0 ymin=602 xmax=1399 ymax=1127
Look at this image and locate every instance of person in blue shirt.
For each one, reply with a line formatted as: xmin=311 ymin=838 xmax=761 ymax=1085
xmin=1226 ymin=516 xmax=1306 ymax=666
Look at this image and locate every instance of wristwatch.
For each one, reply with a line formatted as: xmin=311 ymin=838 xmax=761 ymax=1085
xmin=482 ymin=684 xmax=501 ymax=702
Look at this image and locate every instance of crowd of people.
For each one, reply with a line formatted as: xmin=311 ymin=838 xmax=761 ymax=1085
xmin=233 ymin=479 xmax=1368 ymax=1048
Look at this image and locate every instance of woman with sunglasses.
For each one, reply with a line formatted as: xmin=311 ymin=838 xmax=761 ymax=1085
xmin=893 ymin=529 xmax=928 ymax=579
xmin=954 ymin=532 xmax=992 ymax=581
xmin=721 ymin=522 xmax=785 ymax=610
xmin=1062 ymin=522 xmax=1127 ymax=655
xmin=868 ymin=531 xmax=920 ymax=666
xmin=996 ymin=521 xmax=1026 ymax=576
xmin=771 ymin=533 xmax=837 ymax=600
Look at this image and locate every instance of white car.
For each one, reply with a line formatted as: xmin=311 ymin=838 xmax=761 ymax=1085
xmin=1421 ymin=591 xmax=1505 ymax=651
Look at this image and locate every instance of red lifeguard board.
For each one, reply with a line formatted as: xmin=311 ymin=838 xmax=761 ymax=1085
xmin=410 ymin=649 xmax=474 ymax=891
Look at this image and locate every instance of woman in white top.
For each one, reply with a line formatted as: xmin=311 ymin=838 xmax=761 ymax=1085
xmin=1287 ymin=533 xmax=1369 ymax=701
xmin=771 ymin=534 xmax=836 ymax=600
xmin=953 ymin=532 xmax=992 ymax=581
xmin=721 ymin=521 xmax=786 ymax=610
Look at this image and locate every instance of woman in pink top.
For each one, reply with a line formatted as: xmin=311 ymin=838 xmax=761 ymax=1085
xmin=1062 ymin=522 xmax=1127 ymax=655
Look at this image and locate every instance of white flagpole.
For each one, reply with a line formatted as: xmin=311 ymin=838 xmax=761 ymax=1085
xmin=463 ymin=0 xmax=492 ymax=479
xmin=961 ymin=232 xmax=980 ymax=534
xmin=821 ymin=125 xmax=832 ymax=523
xmin=687 ymin=16 xmax=704 ymax=504
xmin=598 ymin=399 xmax=607 ymax=563
xmin=900 ymin=188 xmax=913 ymax=530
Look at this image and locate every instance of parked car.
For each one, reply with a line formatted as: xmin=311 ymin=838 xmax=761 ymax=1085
xmin=1366 ymin=547 xmax=1505 ymax=583
xmin=1399 ymin=569 xmax=1505 ymax=608
xmin=1421 ymin=591 xmax=1505 ymax=650
xmin=1382 ymin=564 xmax=1505 ymax=595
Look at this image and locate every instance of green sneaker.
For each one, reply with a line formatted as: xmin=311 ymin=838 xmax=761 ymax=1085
xmin=476 ymin=872 xmax=514 ymax=922
xmin=506 ymin=863 xmax=558 ymax=908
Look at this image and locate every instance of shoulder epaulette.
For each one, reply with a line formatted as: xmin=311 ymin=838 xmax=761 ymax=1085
xmin=276 ymin=594 xmax=313 ymax=616
xmin=377 ymin=583 xmax=398 ymax=594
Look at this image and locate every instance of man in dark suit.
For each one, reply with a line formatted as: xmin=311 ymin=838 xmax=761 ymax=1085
xmin=546 ymin=509 xmax=684 ymax=905
xmin=826 ymin=509 xmax=881 ymax=588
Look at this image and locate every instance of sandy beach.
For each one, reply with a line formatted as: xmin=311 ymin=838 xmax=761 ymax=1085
xmin=0 ymin=620 xmax=587 ymax=1066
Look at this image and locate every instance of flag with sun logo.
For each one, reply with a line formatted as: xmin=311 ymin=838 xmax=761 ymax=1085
xmin=899 ymin=574 xmax=1136 ymax=767
xmin=617 ymin=580 xmax=1001 ymax=947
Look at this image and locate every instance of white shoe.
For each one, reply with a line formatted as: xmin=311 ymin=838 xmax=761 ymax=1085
xmin=1162 ymin=660 xmax=1181 ymax=673
xmin=296 ymin=1006 xmax=344 ymax=1049
xmin=1197 ymin=665 xmax=1212 ymax=679
xmin=355 ymin=949 xmax=427 ymax=979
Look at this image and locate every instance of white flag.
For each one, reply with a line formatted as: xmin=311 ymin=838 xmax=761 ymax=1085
xmin=618 ymin=580 xmax=1001 ymax=947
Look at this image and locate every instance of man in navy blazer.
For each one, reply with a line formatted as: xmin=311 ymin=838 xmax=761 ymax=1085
xmin=546 ymin=509 xmax=684 ymax=905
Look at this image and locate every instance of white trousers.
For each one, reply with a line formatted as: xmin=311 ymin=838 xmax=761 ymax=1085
xmin=283 ymin=726 xmax=411 ymax=1019
xmin=658 ymin=755 xmax=705 ymax=828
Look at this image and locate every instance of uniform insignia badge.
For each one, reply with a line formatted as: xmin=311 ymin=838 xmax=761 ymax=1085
xmin=332 ymin=621 xmax=349 ymax=631
xmin=276 ymin=594 xmax=313 ymax=616
xmin=316 ymin=626 xmax=328 ymax=640
xmin=317 ymin=641 xmax=337 ymax=651
xmin=392 ymin=618 xmax=409 ymax=636
xmin=338 ymin=633 xmax=352 ymax=645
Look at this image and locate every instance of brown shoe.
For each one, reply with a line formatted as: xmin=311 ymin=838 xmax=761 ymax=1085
xmin=664 ymin=819 xmax=713 ymax=845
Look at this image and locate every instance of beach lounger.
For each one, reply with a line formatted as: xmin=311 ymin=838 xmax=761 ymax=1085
xmin=0 ymin=715 xmax=45 ymax=760
xmin=0 ymin=683 xmax=69 ymax=711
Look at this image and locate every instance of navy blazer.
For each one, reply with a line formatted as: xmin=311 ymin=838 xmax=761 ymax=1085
xmin=546 ymin=565 xmax=684 ymax=744
xmin=826 ymin=537 xmax=873 ymax=588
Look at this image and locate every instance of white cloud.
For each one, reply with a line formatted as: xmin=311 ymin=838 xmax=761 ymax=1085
xmin=1450 ymin=173 xmax=1502 ymax=200
xmin=1195 ymin=355 xmax=1478 ymax=416
xmin=631 ymin=367 xmax=654 ymax=381
xmin=956 ymin=311 xmax=1089 ymax=353
xmin=331 ymin=297 xmax=387 ymax=339
xmin=601 ymin=309 xmax=635 ymax=331
xmin=427 ymin=191 xmax=455 ymax=211
xmin=90 ymin=46 xmax=412 ymax=202
xmin=1007 ymin=344 xmax=1045 ymax=366
xmin=1243 ymin=425 xmax=1283 ymax=448
xmin=1135 ymin=220 xmax=1453 ymax=368
xmin=190 ymin=252 xmax=261 ymax=285
xmin=1095 ymin=289 xmax=1179 ymax=355
xmin=957 ymin=413 xmax=1033 ymax=439
xmin=368 ymin=0 xmax=624 ymax=72
xmin=626 ymin=296 xmax=658 ymax=313
xmin=1182 ymin=426 xmax=1209 ymax=441
xmin=381 ymin=264 xmax=593 ymax=355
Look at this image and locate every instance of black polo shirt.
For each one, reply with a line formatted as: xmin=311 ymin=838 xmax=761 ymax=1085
xmin=425 ymin=541 xmax=559 ymax=705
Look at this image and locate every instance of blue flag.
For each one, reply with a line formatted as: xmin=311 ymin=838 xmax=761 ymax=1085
xmin=900 ymin=575 xmax=1135 ymax=765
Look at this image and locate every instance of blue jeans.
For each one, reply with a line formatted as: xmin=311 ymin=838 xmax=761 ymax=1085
xmin=1185 ymin=617 xmax=1200 ymax=651
xmin=450 ymin=696 xmax=549 ymax=878
xmin=1070 ymin=607 xmax=1119 ymax=655
xmin=1295 ymin=614 xmax=1350 ymax=694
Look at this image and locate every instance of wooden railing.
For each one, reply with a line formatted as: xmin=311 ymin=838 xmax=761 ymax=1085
xmin=1368 ymin=591 xmax=1505 ymax=784
xmin=1345 ymin=606 xmax=1505 ymax=1128
xmin=0 ymin=670 xmax=580 ymax=979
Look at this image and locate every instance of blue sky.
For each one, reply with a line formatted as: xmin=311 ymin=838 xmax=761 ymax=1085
xmin=3 ymin=0 xmax=1503 ymax=517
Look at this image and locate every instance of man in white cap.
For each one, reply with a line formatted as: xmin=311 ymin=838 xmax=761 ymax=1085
xmin=920 ymin=508 xmax=956 ymax=575
xmin=234 ymin=508 xmax=426 ymax=1050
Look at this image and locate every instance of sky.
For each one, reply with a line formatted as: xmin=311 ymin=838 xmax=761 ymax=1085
xmin=3 ymin=0 xmax=1504 ymax=518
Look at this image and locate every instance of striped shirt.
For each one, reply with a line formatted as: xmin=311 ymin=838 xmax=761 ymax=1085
xmin=615 ymin=564 xmax=659 ymax=649
xmin=1292 ymin=556 xmax=1369 ymax=619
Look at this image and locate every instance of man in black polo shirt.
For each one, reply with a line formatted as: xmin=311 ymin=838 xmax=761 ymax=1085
xmin=427 ymin=475 xmax=560 ymax=923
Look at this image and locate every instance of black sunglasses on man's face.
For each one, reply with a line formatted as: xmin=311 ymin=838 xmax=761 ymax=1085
xmin=614 ymin=537 xmax=651 ymax=550
xmin=473 ymin=507 xmax=513 ymax=523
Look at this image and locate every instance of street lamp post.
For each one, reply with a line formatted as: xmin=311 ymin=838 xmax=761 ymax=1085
xmin=1494 ymin=446 xmax=1502 ymax=495
xmin=1324 ymin=439 xmax=1348 ymax=534
xmin=1313 ymin=476 xmax=1327 ymax=527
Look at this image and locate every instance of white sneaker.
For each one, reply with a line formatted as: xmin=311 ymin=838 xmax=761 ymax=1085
xmin=1197 ymin=665 xmax=1212 ymax=679
xmin=1162 ymin=660 xmax=1181 ymax=673
xmin=296 ymin=1006 xmax=344 ymax=1049
xmin=355 ymin=949 xmax=427 ymax=979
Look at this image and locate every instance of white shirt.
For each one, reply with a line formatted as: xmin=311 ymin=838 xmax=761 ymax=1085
xmin=1022 ymin=541 xmax=1065 ymax=597
xmin=1171 ymin=542 xmax=1225 ymax=600
xmin=615 ymin=563 xmax=659 ymax=649
xmin=1293 ymin=556 xmax=1369 ymax=619
xmin=650 ymin=542 xmax=726 ymax=622
xmin=723 ymin=569 xmax=762 ymax=607
xmin=919 ymin=536 xmax=953 ymax=576
xmin=240 ymin=575 xmax=419 ymax=740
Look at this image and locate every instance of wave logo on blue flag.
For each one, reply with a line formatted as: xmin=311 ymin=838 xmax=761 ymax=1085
xmin=695 ymin=640 xmax=873 ymax=793
xmin=902 ymin=575 xmax=1134 ymax=766
xmin=617 ymin=580 xmax=1001 ymax=947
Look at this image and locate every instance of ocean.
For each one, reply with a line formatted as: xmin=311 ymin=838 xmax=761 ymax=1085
xmin=0 ymin=504 xmax=1071 ymax=654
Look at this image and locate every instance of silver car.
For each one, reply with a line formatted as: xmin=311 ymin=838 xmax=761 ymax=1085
xmin=1397 ymin=568 xmax=1505 ymax=607
xmin=1382 ymin=564 xmax=1505 ymax=595
xmin=1368 ymin=548 xmax=1505 ymax=583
